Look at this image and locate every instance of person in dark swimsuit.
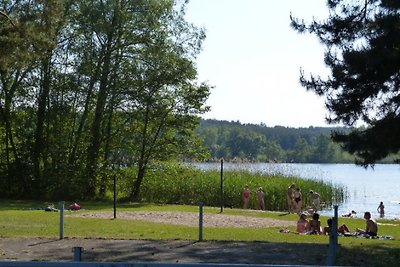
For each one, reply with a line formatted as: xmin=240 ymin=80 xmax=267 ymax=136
xmin=293 ymin=188 xmax=302 ymax=214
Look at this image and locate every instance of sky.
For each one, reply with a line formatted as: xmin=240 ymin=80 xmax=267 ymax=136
xmin=185 ymin=0 xmax=333 ymax=128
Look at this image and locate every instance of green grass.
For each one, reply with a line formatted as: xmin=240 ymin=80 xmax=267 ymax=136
xmin=1 ymin=200 xmax=400 ymax=266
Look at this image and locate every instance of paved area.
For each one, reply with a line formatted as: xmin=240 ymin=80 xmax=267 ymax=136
xmin=0 ymin=238 xmax=330 ymax=265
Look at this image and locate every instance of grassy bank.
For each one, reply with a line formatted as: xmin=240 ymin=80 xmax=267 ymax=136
xmin=0 ymin=201 xmax=399 ymax=266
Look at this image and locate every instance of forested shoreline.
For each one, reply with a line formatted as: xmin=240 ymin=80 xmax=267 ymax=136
xmin=196 ymin=119 xmax=398 ymax=164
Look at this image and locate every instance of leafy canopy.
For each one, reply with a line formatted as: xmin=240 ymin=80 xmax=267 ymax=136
xmin=291 ymin=0 xmax=400 ymax=165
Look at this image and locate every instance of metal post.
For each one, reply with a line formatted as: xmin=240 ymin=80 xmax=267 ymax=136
xmin=73 ymin=247 xmax=83 ymax=261
xmin=113 ymin=174 xmax=117 ymax=219
xmin=327 ymin=205 xmax=339 ymax=266
xmin=333 ymin=205 xmax=338 ymax=247
xmin=199 ymin=202 xmax=204 ymax=241
xmin=59 ymin=201 xmax=64 ymax=240
xmin=220 ymin=159 xmax=224 ymax=213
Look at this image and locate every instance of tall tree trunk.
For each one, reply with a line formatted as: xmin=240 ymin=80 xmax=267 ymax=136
xmin=85 ymin=32 xmax=115 ymax=197
xmin=0 ymin=71 xmax=24 ymax=192
xmin=33 ymin=53 xmax=52 ymax=193
xmin=131 ymin=163 xmax=146 ymax=200
xmin=68 ymin=51 xmax=104 ymax=166
xmin=130 ymin=106 xmax=169 ymax=199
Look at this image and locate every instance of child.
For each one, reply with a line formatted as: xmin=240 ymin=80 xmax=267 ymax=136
xmin=323 ymin=218 xmax=350 ymax=236
xmin=308 ymin=212 xmax=322 ymax=234
xmin=242 ymin=185 xmax=251 ymax=209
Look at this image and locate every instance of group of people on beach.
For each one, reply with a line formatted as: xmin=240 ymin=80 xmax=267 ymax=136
xmin=242 ymin=182 xmax=322 ymax=213
xmin=296 ymin=210 xmax=378 ymax=237
xmin=287 ymin=182 xmax=380 ymax=237
xmin=243 ymin=182 xmax=382 ymax=238
xmin=287 ymin=183 xmax=320 ymax=215
xmin=242 ymin=184 xmax=266 ymax=210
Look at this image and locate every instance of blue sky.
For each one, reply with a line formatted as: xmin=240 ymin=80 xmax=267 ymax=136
xmin=185 ymin=0 xmax=332 ymax=128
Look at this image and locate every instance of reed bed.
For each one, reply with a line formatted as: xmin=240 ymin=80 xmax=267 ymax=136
xmin=117 ymin=162 xmax=346 ymax=211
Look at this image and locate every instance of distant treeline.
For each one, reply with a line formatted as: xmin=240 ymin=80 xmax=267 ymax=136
xmin=196 ymin=119 xmax=356 ymax=163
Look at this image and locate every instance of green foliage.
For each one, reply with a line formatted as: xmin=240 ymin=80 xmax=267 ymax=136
xmin=0 ymin=0 xmax=210 ymax=200
xmin=196 ymin=119 xmax=355 ymax=163
xmin=291 ymin=0 xmax=400 ymax=166
xmin=116 ymin=162 xmax=345 ymax=211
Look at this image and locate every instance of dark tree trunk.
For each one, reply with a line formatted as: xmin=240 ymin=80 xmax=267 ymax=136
xmin=33 ymin=54 xmax=52 ymax=193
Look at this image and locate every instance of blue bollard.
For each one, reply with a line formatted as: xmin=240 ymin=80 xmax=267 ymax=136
xmin=73 ymin=246 xmax=84 ymax=261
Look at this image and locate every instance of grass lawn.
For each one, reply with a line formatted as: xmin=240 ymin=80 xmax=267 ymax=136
xmin=0 ymin=200 xmax=400 ymax=266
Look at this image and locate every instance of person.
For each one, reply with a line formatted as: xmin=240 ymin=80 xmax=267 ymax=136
xmin=293 ymin=187 xmax=302 ymax=214
xmin=45 ymin=203 xmax=58 ymax=212
xmin=377 ymin=201 xmax=385 ymax=218
xmin=242 ymin=184 xmax=251 ymax=209
xmin=308 ymin=212 xmax=322 ymax=234
xmin=296 ymin=212 xmax=309 ymax=234
xmin=323 ymin=218 xmax=350 ymax=236
xmin=356 ymin=211 xmax=378 ymax=237
xmin=342 ymin=210 xmax=357 ymax=217
xmin=69 ymin=202 xmax=81 ymax=211
xmin=256 ymin=187 xmax=266 ymax=210
xmin=287 ymin=183 xmax=296 ymax=213
xmin=309 ymin=190 xmax=320 ymax=213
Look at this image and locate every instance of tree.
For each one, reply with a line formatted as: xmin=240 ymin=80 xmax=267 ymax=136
xmin=125 ymin=1 xmax=210 ymax=199
xmin=291 ymin=0 xmax=400 ymax=166
xmin=0 ymin=0 xmax=64 ymax=196
xmin=310 ymin=134 xmax=336 ymax=163
xmin=0 ymin=0 xmax=210 ymax=200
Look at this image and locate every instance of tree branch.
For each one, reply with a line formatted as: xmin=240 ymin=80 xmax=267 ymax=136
xmin=0 ymin=10 xmax=16 ymax=28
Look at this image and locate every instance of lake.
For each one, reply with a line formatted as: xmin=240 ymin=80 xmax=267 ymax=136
xmin=193 ymin=163 xmax=400 ymax=219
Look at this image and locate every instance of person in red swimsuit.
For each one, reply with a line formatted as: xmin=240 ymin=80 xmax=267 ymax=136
xmin=242 ymin=184 xmax=251 ymax=209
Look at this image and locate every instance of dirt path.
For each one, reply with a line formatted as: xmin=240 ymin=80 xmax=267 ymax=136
xmin=0 ymin=237 xmax=329 ymax=265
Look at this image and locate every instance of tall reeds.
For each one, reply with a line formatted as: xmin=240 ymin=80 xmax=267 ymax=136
xmin=117 ymin=162 xmax=346 ymax=211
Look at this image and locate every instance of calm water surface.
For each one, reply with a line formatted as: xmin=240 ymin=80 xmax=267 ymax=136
xmin=194 ymin=163 xmax=400 ymax=219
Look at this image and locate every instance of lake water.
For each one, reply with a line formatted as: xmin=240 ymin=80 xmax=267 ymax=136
xmin=193 ymin=163 xmax=400 ymax=220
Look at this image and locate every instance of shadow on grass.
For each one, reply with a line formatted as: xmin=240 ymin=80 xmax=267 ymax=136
xmin=0 ymin=199 xmax=45 ymax=210
xmin=336 ymin=243 xmax=400 ymax=266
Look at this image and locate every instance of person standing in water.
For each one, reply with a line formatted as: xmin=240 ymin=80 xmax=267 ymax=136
xmin=377 ymin=201 xmax=385 ymax=218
